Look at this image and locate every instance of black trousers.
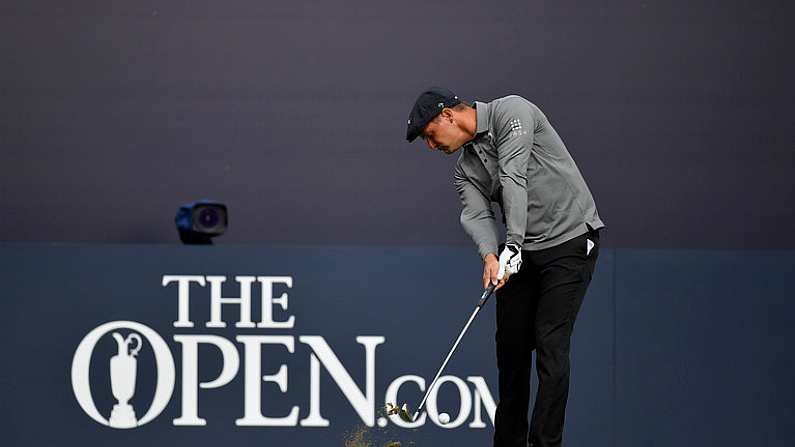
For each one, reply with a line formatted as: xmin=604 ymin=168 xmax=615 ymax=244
xmin=493 ymin=228 xmax=601 ymax=447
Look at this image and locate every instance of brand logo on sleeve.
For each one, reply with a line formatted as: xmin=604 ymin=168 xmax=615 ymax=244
xmin=508 ymin=118 xmax=528 ymax=138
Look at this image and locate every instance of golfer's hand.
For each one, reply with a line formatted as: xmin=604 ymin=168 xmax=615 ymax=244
xmin=498 ymin=244 xmax=522 ymax=278
xmin=483 ymin=253 xmax=507 ymax=291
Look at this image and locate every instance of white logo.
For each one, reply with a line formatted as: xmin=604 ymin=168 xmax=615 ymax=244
xmin=508 ymin=118 xmax=528 ymax=138
xmin=108 ymin=332 xmax=142 ymax=428
xmin=71 ymin=321 xmax=176 ymax=429
xmin=70 ymin=275 xmax=497 ymax=430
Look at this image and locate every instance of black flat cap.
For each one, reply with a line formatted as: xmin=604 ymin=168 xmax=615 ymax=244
xmin=406 ymin=87 xmax=462 ymax=142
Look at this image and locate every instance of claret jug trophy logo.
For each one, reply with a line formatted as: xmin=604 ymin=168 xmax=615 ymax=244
xmin=109 ymin=332 xmax=142 ymax=428
xmin=71 ymin=321 xmax=176 ymax=429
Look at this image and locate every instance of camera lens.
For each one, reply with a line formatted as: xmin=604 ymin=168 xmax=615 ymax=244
xmin=177 ymin=201 xmax=228 ymax=244
xmin=196 ymin=206 xmax=221 ymax=231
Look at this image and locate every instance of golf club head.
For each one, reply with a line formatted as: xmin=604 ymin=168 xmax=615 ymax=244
xmin=398 ymin=403 xmax=414 ymax=423
xmin=384 ymin=402 xmax=414 ymax=422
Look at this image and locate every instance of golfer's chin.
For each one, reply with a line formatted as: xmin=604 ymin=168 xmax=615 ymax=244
xmin=441 ymin=145 xmax=462 ymax=155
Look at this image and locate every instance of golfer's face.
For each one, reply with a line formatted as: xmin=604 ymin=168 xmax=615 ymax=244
xmin=422 ymin=118 xmax=462 ymax=155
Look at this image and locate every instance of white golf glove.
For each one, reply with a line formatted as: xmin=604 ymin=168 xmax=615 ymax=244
xmin=497 ymin=243 xmax=522 ymax=280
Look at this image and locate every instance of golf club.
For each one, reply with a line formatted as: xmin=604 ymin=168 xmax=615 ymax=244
xmin=386 ymin=283 xmax=497 ymax=423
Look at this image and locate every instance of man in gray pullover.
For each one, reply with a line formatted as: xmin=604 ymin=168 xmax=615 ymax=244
xmin=406 ymin=87 xmax=605 ymax=447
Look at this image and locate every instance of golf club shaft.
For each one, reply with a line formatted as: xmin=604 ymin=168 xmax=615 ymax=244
xmin=412 ymin=284 xmax=496 ymax=420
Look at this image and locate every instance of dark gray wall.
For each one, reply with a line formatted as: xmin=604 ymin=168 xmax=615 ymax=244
xmin=1 ymin=1 xmax=793 ymax=249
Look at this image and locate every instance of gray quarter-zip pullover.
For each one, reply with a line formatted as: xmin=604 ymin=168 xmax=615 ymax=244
xmin=454 ymin=95 xmax=605 ymax=259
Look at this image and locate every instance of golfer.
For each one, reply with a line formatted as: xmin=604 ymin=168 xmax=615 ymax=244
xmin=406 ymin=87 xmax=605 ymax=447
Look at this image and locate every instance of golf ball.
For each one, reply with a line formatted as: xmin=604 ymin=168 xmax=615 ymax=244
xmin=438 ymin=412 xmax=450 ymax=424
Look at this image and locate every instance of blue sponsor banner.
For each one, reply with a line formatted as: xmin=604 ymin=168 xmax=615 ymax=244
xmin=1 ymin=245 xmax=792 ymax=446
xmin=614 ymin=250 xmax=795 ymax=446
